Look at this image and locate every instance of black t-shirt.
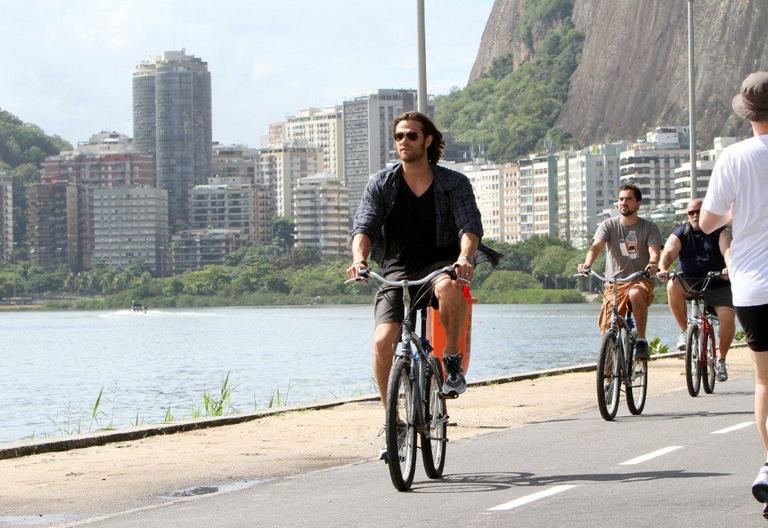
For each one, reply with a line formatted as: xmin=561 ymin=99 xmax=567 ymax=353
xmin=381 ymin=174 xmax=459 ymax=276
xmin=673 ymin=223 xmax=726 ymax=277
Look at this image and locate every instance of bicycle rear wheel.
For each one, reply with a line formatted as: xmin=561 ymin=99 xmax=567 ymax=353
xmin=421 ymin=356 xmax=447 ymax=479
xmin=386 ymin=357 xmax=417 ymax=491
xmin=685 ymin=325 xmax=701 ymax=397
xmin=625 ymin=336 xmax=648 ymax=415
xmin=597 ymin=332 xmax=621 ymax=421
xmin=702 ymin=326 xmax=717 ymax=394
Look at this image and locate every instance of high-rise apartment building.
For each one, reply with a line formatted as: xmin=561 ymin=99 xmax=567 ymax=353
xmin=293 ymin=174 xmax=349 ymax=258
xmin=189 ymin=176 xmax=273 ymax=243
xmin=500 ymin=163 xmax=521 ymax=243
xmin=0 ymin=172 xmax=13 ymax=261
xmin=342 ymin=89 xmax=417 ymax=211
xmin=561 ymin=143 xmax=625 ymax=249
xmin=212 ymin=143 xmax=260 ymax=184
xmin=42 ymin=132 xmax=154 ymax=187
xmin=26 ymin=182 xmax=69 ymax=271
xmin=673 ymin=136 xmax=738 ymax=216
xmin=283 ymin=106 xmax=344 ymax=180
xmin=619 ymin=127 xmax=690 ymax=209
xmin=259 ymin=144 xmax=323 ymax=219
xmin=133 ymin=50 xmax=212 ymax=231
xmin=92 ymin=187 xmax=169 ymax=275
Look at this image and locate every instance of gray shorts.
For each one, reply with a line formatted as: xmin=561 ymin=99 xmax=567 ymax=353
xmin=373 ymin=261 xmax=453 ymax=327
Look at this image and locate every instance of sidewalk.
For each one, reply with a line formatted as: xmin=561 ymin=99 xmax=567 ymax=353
xmin=0 ymin=347 xmax=754 ymax=521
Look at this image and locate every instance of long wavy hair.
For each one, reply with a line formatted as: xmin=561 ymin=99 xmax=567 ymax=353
xmin=392 ymin=111 xmax=445 ymax=165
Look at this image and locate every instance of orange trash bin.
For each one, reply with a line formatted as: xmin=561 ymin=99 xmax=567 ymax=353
xmin=427 ymin=285 xmax=476 ymax=374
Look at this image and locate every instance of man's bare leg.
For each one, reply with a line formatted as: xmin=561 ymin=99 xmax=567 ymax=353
xmin=373 ymin=322 xmax=400 ymax=409
xmin=715 ymin=305 xmax=736 ymax=360
xmin=667 ymin=279 xmax=688 ymax=332
xmin=434 ymin=277 xmax=466 ymax=354
xmin=628 ymin=285 xmax=649 ymax=340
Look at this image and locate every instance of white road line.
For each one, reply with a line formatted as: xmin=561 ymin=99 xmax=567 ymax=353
xmin=711 ymin=421 xmax=755 ymax=435
xmin=619 ymin=446 xmax=683 ymax=465
xmin=488 ymin=485 xmax=577 ymax=511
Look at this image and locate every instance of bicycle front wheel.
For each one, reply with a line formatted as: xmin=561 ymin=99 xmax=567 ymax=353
xmin=421 ymin=356 xmax=447 ymax=479
xmin=685 ymin=325 xmax=701 ymax=397
xmin=597 ymin=332 xmax=621 ymax=421
xmin=702 ymin=325 xmax=717 ymax=394
xmin=386 ymin=357 xmax=417 ymax=491
xmin=625 ymin=336 xmax=648 ymax=415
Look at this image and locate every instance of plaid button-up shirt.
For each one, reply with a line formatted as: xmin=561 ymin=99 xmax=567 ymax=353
xmin=351 ymin=162 xmax=483 ymax=266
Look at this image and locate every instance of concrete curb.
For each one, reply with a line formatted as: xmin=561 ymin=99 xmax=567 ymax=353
xmin=0 ymin=350 xmax=686 ymax=461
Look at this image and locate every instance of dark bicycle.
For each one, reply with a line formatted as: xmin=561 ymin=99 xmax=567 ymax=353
xmin=349 ymin=266 xmax=455 ymax=491
xmin=576 ymin=269 xmax=650 ymax=421
xmin=665 ymin=271 xmax=721 ymax=396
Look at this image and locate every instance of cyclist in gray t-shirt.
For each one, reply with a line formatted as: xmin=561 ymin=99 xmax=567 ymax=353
xmin=578 ymin=184 xmax=663 ymax=360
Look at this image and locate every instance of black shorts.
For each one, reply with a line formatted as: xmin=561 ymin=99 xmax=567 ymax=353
xmin=736 ymin=304 xmax=768 ymax=352
xmin=678 ymin=275 xmax=733 ymax=308
xmin=373 ymin=261 xmax=453 ymax=327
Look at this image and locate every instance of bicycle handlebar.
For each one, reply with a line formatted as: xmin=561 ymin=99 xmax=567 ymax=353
xmin=663 ymin=270 xmax=722 ymax=296
xmin=573 ymin=268 xmax=650 ymax=284
xmin=345 ymin=265 xmax=461 ymax=287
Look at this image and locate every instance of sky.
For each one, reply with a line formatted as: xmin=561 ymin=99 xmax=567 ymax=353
xmin=0 ymin=0 xmax=495 ymax=148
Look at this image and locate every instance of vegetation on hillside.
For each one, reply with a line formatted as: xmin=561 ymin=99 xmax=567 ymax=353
xmin=435 ymin=10 xmax=583 ymax=162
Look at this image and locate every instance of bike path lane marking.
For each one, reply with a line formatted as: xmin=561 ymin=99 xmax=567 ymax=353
xmin=487 ymin=485 xmax=577 ymax=511
xmin=619 ymin=446 xmax=682 ymax=465
xmin=710 ymin=421 xmax=755 ymax=435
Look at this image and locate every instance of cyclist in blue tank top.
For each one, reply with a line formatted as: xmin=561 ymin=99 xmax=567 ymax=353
xmin=658 ymin=197 xmax=735 ymax=381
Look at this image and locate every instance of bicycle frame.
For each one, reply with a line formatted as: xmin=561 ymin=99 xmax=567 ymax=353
xmin=360 ymin=266 xmax=456 ymax=434
xmin=583 ymin=269 xmax=649 ymax=378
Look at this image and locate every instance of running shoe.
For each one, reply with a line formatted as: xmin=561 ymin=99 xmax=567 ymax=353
xmin=634 ymin=339 xmax=650 ymax=361
xmin=676 ymin=331 xmax=687 ymax=351
xmin=752 ymin=465 xmax=768 ymax=502
xmin=716 ymin=359 xmax=728 ymax=382
xmin=442 ymin=354 xmax=466 ymax=396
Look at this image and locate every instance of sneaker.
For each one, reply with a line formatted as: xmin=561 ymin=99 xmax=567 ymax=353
xmin=442 ymin=354 xmax=466 ymax=396
xmin=753 ymin=465 xmax=768 ymax=503
xmin=676 ymin=331 xmax=687 ymax=351
xmin=716 ymin=359 xmax=728 ymax=382
xmin=763 ymin=503 xmax=768 ymax=520
xmin=634 ymin=340 xmax=650 ymax=361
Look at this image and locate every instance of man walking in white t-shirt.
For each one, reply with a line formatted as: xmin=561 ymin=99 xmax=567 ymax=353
xmin=701 ymin=71 xmax=768 ymax=519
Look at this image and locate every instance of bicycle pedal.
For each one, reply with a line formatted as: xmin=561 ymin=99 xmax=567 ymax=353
xmin=440 ymin=392 xmax=459 ymax=399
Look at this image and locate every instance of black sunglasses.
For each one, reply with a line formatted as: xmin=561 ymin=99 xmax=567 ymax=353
xmin=394 ymin=131 xmax=423 ymax=142
xmin=687 ymin=209 xmax=701 ymax=216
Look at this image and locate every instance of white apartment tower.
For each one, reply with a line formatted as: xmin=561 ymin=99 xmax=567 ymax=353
xmin=562 ymin=143 xmax=626 ymax=249
xmin=619 ymin=127 xmax=690 ymax=209
xmin=259 ymin=145 xmax=324 ymax=219
xmin=673 ymin=137 xmax=738 ymax=216
xmin=285 ymin=106 xmax=344 ymax=180
xmin=92 ymin=187 xmax=169 ymax=275
xmin=293 ymin=174 xmax=350 ymax=258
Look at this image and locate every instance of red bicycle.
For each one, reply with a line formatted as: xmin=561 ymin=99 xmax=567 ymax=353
xmin=667 ymin=271 xmax=721 ymax=397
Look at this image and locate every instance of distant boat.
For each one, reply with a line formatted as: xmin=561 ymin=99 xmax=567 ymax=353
xmin=131 ymin=300 xmax=147 ymax=313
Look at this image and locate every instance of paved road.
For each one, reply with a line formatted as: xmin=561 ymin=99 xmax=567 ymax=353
xmin=64 ymin=377 xmax=766 ymax=527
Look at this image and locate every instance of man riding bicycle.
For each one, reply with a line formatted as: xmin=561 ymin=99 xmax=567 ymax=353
xmin=658 ymin=197 xmax=735 ymax=381
xmin=578 ymin=184 xmax=663 ymax=360
xmin=346 ymin=111 xmax=483 ymax=408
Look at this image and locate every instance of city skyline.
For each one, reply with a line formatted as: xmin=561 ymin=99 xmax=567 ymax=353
xmin=0 ymin=0 xmax=495 ymax=147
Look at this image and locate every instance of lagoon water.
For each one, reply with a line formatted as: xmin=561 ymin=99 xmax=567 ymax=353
xmin=1 ymin=304 xmax=681 ymax=443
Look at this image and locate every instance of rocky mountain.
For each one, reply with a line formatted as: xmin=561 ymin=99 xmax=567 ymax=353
xmin=469 ymin=0 xmax=767 ymax=147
